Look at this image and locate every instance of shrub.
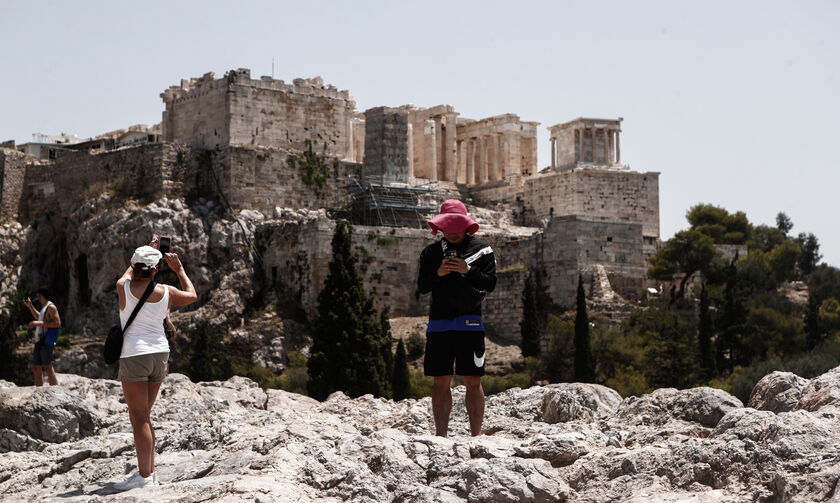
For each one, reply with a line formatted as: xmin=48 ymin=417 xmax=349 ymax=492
xmin=406 ymin=333 xmax=426 ymax=360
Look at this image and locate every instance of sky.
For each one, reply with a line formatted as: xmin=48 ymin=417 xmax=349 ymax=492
xmin=2 ymin=0 xmax=838 ymax=266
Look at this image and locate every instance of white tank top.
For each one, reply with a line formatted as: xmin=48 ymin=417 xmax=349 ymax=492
xmin=120 ymin=280 xmax=170 ymax=358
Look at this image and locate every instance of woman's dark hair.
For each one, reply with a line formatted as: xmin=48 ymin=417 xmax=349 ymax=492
xmin=132 ymin=264 xmax=156 ymax=279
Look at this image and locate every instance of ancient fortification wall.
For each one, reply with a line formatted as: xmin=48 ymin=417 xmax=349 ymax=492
xmin=259 ymin=219 xmax=544 ymax=342
xmin=215 ymin=146 xmax=361 ymax=214
xmin=540 ymin=216 xmax=646 ymax=307
xmin=523 ymin=168 xmax=660 ymax=240
xmin=0 ymin=149 xmax=34 ymax=222
xmin=162 ymin=69 xmax=357 ymax=161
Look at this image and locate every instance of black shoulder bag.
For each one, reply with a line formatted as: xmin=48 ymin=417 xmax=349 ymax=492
xmin=104 ymin=281 xmax=156 ymax=365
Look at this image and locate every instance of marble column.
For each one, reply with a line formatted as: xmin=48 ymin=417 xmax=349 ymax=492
xmin=425 ymin=120 xmax=437 ymax=180
xmin=467 ymin=139 xmax=476 ymax=185
xmin=478 ymin=136 xmax=487 ymax=183
xmin=603 ymin=128 xmax=609 ymax=164
xmin=615 ymin=130 xmax=620 ymax=163
xmin=578 ymin=127 xmax=585 ymax=163
xmin=444 ymin=114 xmax=457 ymax=181
xmin=551 ymin=138 xmax=556 ymax=169
xmin=407 ymin=123 xmax=414 ymax=179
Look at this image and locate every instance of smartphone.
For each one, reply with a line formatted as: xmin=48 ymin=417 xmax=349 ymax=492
xmin=159 ymin=236 xmax=171 ymax=254
xmin=446 ymin=251 xmax=458 ymax=261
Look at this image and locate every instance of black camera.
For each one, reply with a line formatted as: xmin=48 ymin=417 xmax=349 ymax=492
xmin=159 ymin=236 xmax=171 ymax=254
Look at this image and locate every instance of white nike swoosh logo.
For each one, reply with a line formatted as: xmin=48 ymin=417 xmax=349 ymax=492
xmin=473 ymin=352 xmax=485 ymax=367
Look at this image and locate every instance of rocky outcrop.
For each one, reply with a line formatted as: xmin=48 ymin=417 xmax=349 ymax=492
xmin=2 ymin=367 xmax=840 ymax=501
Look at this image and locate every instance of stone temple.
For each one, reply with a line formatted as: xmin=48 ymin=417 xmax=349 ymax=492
xmin=0 ymin=68 xmax=659 ymax=343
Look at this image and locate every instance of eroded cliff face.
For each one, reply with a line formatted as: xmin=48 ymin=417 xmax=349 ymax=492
xmin=1 ymin=368 xmax=840 ymax=502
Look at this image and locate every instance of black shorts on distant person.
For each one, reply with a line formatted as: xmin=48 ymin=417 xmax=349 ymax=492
xmin=424 ymin=331 xmax=486 ymax=377
xmin=32 ymin=343 xmax=54 ymax=366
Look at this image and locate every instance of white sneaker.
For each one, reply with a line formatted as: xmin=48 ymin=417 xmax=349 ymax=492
xmin=113 ymin=471 xmax=157 ymax=491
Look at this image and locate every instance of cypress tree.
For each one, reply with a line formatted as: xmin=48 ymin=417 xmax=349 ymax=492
xmin=717 ymin=256 xmax=744 ymax=371
xmin=307 ymin=220 xmax=391 ymax=400
xmin=805 ymin=294 xmax=821 ymax=350
xmin=392 ymin=338 xmax=411 ymax=400
xmin=698 ymin=283 xmax=715 ymax=378
xmin=520 ymin=272 xmax=541 ymax=357
xmin=574 ymin=274 xmax=595 ymax=382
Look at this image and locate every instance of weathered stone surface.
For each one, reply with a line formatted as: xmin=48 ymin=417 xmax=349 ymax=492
xmin=2 ymin=367 xmax=839 ymax=501
xmin=539 ymin=383 xmax=622 ymax=424
xmin=749 ymin=371 xmax=808 ymax=413
xmin=797 ymin=366 xmax=840 ymax=413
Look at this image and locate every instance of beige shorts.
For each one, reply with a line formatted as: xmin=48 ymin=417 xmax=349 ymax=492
xmin=118 ymin=352 xmax=169 ymax=383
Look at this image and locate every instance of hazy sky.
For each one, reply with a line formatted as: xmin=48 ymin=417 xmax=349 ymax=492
xmin=2 ymin=1 xmax=838 ymax=266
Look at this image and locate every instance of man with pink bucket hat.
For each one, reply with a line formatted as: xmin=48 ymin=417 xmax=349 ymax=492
xmin=417 ymin=199 xmax=496 ymax=437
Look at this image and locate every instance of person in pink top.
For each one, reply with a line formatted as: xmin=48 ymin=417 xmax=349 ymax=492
xmin=112 ymin=236 xmax=197 ymax=491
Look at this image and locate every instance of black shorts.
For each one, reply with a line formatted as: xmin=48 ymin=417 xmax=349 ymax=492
xmin=424 ymin=331 xmax=486 ymax=377
xmin=33 ymin=343 xmax=55 ymax=366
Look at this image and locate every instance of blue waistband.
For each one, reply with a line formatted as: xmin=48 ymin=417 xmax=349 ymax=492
xmin=427 ymin=315 xmax=485 ymax=333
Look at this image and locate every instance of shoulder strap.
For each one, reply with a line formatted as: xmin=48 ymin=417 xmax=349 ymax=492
xmin=122 ymin=281 xmax=156 ymax=333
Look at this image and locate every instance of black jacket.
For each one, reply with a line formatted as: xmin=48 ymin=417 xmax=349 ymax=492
xmin=417 ymin=235 xmax=497 ymax=320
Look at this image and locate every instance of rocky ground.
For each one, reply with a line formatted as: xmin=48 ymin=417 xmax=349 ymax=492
xmin=2 ymin=366 xmax=840 ymax=502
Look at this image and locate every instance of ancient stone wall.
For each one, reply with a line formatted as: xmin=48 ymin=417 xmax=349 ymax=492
xmin=215 ymin=146 xmax=361 ymax=214
xmin=541 ymin=216 xmax=646 ymax=307
xmin=162 ymin=69 xmax=357 ymax=161
xmin=161 ymin=72 xmax=230 ymax=149
xmin=362 ymin=107 xmax=411 ymax=182
xmin=259 ymin=219 xmax=542 ymax=342
xmin=523 ymin=168 xmax=660 ymax=240
xmin=0 ymin=149 xmax=33 ymax=222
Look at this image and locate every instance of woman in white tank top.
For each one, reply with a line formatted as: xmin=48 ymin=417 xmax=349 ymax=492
xmin=112 ymin=237 xmax=197 ymax=491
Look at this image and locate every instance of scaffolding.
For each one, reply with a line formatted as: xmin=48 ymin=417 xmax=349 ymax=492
xmin=348 ymin=175 xmax=438 ymax=228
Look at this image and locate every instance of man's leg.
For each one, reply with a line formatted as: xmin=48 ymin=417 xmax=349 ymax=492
xmin=432 ymin=376 xmax=453 ymax=437
xmin=462 ymin=376 xmax=485 ymax=436
xmin=44 ymin=365 xmax=58 ymax=385
xmin=32 ymin=365 xmax=44 ymax=386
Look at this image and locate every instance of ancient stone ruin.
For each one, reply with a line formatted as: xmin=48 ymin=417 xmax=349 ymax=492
xmin=0 ymin=68 xmax=660 ymax=342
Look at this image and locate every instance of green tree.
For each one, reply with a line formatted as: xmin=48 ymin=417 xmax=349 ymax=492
xmin=392 ymin=339 xmax=411 ymax=401
xmin=542 ymin=315 xmax=574 ymax=383
xmin=0 ymin=291 xmax=33 ymax=385
xmin=808 ymin=265 xmax=840 ymax=306
xmin=698 ymin=284 xmax=715 ymax=378
xmin=819 ymin=298 xmax=840 ymax=335
xmin=307 ymin=220 xmax=391 ymax=400
xmin=717 ymin=257 xmax=745 ymax=371
xmin=767 ymin=240 xmax=801 ymax=283
xmin=186 ymin=320 xmax=233 ymax=382
xmin=520 ymin=272 xmax=541 ymax=357
xmin=686 ymin=204 xmax=751 ymax=244
xmin=574 ymin=274 xmax=595 ymax=383
xmin=776 ymin=212 xmax=793 ymax=236
xmin=805 ymin=294 xmax=821 ymax=350
xmin=795 ymin=232 xmax=821 ymax=279
xmin=648 ymin=229 xmax=721 ymax=299
xmin=624 ymin=308 xmax=698 ymax=389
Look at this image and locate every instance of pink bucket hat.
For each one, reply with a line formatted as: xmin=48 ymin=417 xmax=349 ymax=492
xmin=427 ymin=200 xmax=478 ymax=236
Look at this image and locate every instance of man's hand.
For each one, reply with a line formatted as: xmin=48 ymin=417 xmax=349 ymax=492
xmin=437 ymin=257 xmax=470 ymax=276
xmin=24 ymin=298 xmax=33 ymax=308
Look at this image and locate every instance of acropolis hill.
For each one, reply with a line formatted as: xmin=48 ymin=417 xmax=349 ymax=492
xmin=0 ymin=68 xmax=660 ymax=344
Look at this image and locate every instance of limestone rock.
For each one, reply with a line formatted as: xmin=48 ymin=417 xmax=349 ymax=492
xmin=2 ymin=368 xmax=840 ymax=501
xmin=539 ymin=383 xmax=622 ymax=423
xmin=748 ymin=371 xmax=808 ymax=413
